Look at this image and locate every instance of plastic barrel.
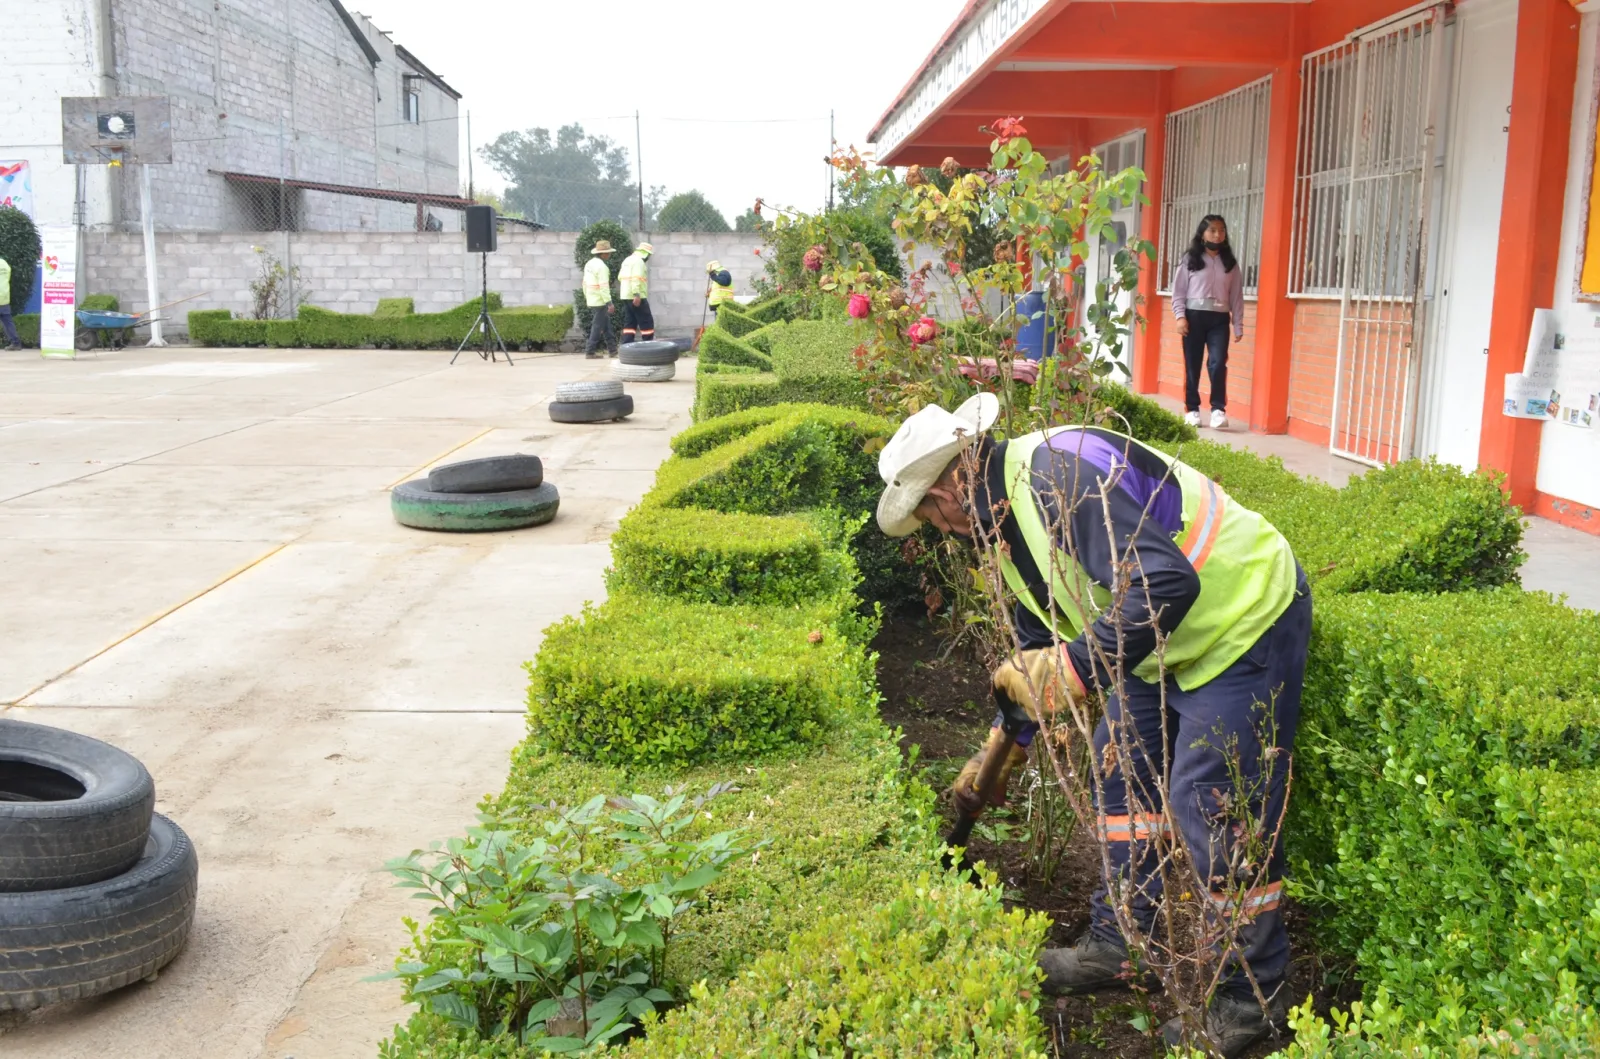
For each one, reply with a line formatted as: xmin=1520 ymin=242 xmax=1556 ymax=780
xmin=1013 ymin=290 xmax=1058 ymax=362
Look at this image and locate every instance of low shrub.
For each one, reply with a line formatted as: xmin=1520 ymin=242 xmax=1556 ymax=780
xmin=608 ymin=506 xmax=859 ymax=607
xmin=697 ymin=326 xmax=772 ymax=371
xmin=712 ymin=302 xmax=762 ymax=337
xmin=525 ymin=592 xmax=877 ymax=768
xmin=744 ymin=293 xmax=799 ymax=325
xmin=668 ymin=405 xmax=800 ymax=458
xmin=694 ymin=370 xmax=782 ymax=420
xmin=188 ymin=297 xmax=572 ymax=350
xmin=1089 ymin=380 xmax=1198 ymax=444
xmin=621 ymin=873 xmax=1049 ymax=1058
xmin=1292 ymin=588 xmax=1600 ymax=1027
xmin=742 ymin=321 xmax=783 ymax=354
xmin=694 ymin=320 xmax=869 ymax=420
xmin=374 ymin=297 xmax=416 ymax=317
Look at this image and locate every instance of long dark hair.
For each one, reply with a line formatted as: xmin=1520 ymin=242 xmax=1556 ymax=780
xmin=1184 ymin=214 xmax=1237 ymax=273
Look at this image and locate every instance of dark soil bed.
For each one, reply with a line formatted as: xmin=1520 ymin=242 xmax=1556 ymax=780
xmin=874 ymin=615 xmax=1360 ymax=1058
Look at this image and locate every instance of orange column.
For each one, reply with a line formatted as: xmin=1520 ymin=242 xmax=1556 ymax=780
xmin=1478 ymin=0 xmax=1580 ymax=504
xmin=1249 ymin=54 xmax=1303 ymax=433
xmin=1133 ymin=73 xmax=1171 ymax=394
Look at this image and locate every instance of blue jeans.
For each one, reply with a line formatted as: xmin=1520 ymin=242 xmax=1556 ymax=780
xmin=0 ymin=306 xmax=19 ymax=346
xmin=1182 ymin=309 xmax=1231 ymax=413
xmin=1086 ymin=566 xmax=1311 ymax=996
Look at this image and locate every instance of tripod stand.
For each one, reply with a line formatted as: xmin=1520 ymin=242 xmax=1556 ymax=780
xmin=452 ymin=251 xmax=512 ymax=365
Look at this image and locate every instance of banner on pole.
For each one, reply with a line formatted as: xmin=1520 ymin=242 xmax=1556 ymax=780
xmin=39 ymin=226 xmax=78 ymax=358
xmin=0 ymin=161 xmax=33 ymax=215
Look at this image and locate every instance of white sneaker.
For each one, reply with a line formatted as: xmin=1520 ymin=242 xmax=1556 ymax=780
xmin=1184 ymin=410 xmax=1201 ymax=428
xmin=1210 ymin=409 xmax=1229 ymax=429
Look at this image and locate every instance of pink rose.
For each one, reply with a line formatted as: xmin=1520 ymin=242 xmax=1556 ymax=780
xmin=803 ymin=246 xmax=824 ymax=272
xmin=908 ymin=315 xmax=938 ymax=345
xmin=847 ymin=293 xmax=871 ymax=319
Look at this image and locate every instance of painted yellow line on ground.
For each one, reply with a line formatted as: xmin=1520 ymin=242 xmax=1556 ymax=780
xmin=384 ymin=426 xmax=494 ymax=489
xmin=6 ymin=540 xmax=296 ymax=707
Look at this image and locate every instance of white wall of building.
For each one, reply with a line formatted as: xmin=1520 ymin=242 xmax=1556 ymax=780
xmin=1543 ymin=9 xmax=1600 ymax=511
xmin=1418 ymin=0 xmax=1518 ymax=469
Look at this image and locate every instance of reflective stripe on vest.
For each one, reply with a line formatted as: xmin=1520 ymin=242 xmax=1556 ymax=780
xmin=620 ymin=253 xmax=648 ymax=298
xmin=708 ymin=281 xmax=735 ymax=306
xmin=995 ymin=428 xmax=1298 ymax=691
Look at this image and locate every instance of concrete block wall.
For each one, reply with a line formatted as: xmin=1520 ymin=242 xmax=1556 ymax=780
xmin=85 ymin=229 xmax=766 ymax=339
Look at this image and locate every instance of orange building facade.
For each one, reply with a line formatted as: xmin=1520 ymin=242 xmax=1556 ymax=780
xmin=871 ymin=0 xmax=1600 ymax=532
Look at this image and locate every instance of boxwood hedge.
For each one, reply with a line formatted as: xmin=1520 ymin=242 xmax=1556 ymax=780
xmin=187 ymin=296 xmax=572 ymax=349
xmin=694 ymin=319 xmax=869 ymax=420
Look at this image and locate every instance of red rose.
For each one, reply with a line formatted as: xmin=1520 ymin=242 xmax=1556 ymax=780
xmin=847 ymin=293 xmax=871 ymax=319
xmin=908 ymin=315 xmax=938 ymax=345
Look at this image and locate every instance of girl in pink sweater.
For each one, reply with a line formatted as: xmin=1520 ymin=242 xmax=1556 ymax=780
xmin=1170 ymin=215 xmax=1244 ymax=429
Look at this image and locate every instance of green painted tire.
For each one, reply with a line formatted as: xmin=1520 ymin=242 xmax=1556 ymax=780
xmin=390 ymin=480 xmax=559 ymax=532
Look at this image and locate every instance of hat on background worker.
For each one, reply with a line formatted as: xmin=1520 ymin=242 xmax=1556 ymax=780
xmin=636 ymin=242 xmax=654 ymax=257
xmin=875 ymin=392 xmax=999 ymax=537
xmin=591 ymin=240 xmax=614 ymax=255
xmin=705 ymin=260 xmax=721 ymax=273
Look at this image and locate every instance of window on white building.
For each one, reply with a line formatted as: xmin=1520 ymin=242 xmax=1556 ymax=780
xmin=1158 ymin=77 xmax=1272 ymax=295
xmin=1290 ymin=21 xmax=1440 ymax=297
xmin=403 ymin=76 xmax=421 ymax=124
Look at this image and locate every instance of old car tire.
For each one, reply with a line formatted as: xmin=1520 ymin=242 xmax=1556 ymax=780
xmin=554 ymin=380 xmax=625 ymax=404
xmin=426 ymin=454 xmax=543 ymax=494
xmin=549 ymin=395 xmax=634 ymax=423
xmin=391 ymin=480 xmax=559 ymax=532
xmin=0 ymin=719 xmax=155 ymax=893
xmin=618 ymin=342 xmax=678 ymax=367
xmin=0 ymin=813 xmax=198 ymax=1012
xmin=611 ymin=362 xmax=676 ymax=383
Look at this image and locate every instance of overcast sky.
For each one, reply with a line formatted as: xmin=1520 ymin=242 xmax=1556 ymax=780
xmin=353 ymin=0 xmax=966 ymax=224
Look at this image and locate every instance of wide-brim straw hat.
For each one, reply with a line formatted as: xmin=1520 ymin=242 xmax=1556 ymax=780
xmin=875 ymin=392 xmax=1000 ymax=537
xmin=591 ymin=240 xmax=614 ymax=254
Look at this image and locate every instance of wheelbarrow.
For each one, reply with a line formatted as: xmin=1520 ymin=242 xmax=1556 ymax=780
xmin=72 ymin=293 xmax=205 ymax=352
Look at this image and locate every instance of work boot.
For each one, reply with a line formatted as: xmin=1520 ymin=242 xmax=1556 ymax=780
xmin=1161 ymin=990 xmax=1287 ymax=1058
xmin=1037 ymin=932 xmax=1150 ymax=995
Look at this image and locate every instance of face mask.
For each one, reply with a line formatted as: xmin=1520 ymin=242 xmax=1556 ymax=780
xmin=1205 ymin=237 xmax=1224 ymax=248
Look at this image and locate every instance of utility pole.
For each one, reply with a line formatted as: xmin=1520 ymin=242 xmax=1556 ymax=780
xmin=827 ymin=109 xmax=835 ymax=212
xmin=635 ymin=110 xmax=645 ymax=232
xmin=138 ymin=164 xmax=165 ymax=346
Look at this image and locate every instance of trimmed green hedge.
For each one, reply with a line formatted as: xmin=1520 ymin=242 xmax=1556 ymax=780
xmin=608 ymin=507 xmax=859 ymax=607
xmin=1163 ymin=440 xmax=1525 ymax=596
xmin=1292 ymin=589 xmax=1600 ymax=1028
xmin=12 ymin=294 xmax=123 ymax=349
xmin=697 ymin=326 xmax=773 ymax=371
xmin=526 ymin=591 xmax=876 ymax=768
xmin=187 ymin=296 xmax=572 ymax=350
xmin=712 ymin=301 xmax=763 ymax=337
xmin=745 ymin=293 xmax=801 ymax=325
xmin=621 ymin=873 xmax=1049 ymax=1058
xmin=1091 ymin=380 xmax=1197 ymax=444
xmin=694 ymin=318 xmax=870 ymax=420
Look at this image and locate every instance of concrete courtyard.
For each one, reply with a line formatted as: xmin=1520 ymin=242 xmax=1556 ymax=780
xmin=0 ymin=345 xmax=695 ymax=1058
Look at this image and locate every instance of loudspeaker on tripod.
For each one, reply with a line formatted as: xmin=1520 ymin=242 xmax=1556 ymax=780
xmin=465 ymin=205 xmax=497 ymax=253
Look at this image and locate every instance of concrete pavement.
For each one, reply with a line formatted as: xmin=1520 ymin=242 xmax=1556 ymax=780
xmin=0 ymin=345 xmax=695 ymax=1057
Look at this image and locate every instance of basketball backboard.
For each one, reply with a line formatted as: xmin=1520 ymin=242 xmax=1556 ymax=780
xmin=61 ymin=97 xmax=173 ymax=165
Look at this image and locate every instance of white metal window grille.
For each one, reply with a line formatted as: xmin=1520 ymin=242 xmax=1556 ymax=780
xmin=1294 ymin=6 xmax=1449 ymax=465
xmin=1158 ymin=77 xmax=1271 ymax=295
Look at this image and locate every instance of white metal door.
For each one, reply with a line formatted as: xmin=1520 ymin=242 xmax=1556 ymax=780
xmin=1325 ymin=6 xmax=1450 ymax=466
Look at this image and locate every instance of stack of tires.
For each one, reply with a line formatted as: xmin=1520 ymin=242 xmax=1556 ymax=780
xmin=391 ymin=454 xmax=560 ymax=532
xmin=611 ymin=340 xmax=680 ymax=383
xmin=548 ymin=380 xmax=634 ymax=424
xmin=0 ymin=719 xmax=198 ymax=1013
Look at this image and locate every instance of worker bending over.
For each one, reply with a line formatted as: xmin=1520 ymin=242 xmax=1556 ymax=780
xmin=875 ymin=394 xmax=1311 ymax=1058
xmin=618 ymin=242 xmax=654 ymax=343
xmin=705 ymin=260 xmax=735 ymax=317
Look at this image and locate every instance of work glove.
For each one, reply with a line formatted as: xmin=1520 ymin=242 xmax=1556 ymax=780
xmin=991 ymin=646 xmax=1087 ymax=723
xmin=951 ymin=727 xmax=1029 ymax=815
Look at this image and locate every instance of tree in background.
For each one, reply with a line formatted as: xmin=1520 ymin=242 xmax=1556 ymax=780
xmin=733 ymin=207 xmax=766 ymax=233
xmin=481 ymin=123 xmax=662 ymax=230
xmin=656 ymin=190 xmax=730 ymax=233
xmin=0 ymin=207 xmax=40 ymax=308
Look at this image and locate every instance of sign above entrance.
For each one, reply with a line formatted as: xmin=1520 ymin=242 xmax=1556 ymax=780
xmin=872 ymin=0 xmax=1048 ymax=159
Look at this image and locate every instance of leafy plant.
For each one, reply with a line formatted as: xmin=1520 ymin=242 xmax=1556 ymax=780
xmin=0 ymin=206 xmax=41 ymax=308
xmin=656 ymin=190 xmax=729 ymax=233
xmin=377 ymin=788 xmax=758 ymax=1052
xmin=247 ymin=246 xmax=306 ymax=320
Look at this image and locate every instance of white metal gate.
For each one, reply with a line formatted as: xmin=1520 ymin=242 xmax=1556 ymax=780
xmin=1299 ymin=6 xmax=1449 ymax=465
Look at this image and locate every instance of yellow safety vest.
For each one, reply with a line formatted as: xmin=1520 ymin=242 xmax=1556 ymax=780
xmin=582 ymin=256 xmax=612 ymax=308
xmin=0 ymin=258 xmax=10 ymax=308
xmin=619 ymin=252 xmax=649 ymax=298
xmin=995 ymin=428 xmax=1298 ymax=690
xmin=708 ymin=277 xmax=735 ymax=307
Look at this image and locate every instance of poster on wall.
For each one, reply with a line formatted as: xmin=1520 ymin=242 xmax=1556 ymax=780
xmin=0 ymin=161 xmax=32 ymax=215
xmin=38 ymin=226 xmax=77 ymax=358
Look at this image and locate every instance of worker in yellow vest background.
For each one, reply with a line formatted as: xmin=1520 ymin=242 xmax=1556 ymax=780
xmin=0 ymin=254 xmax=22 ymax=351
xmin=706 ymin=260 xmax=735 ymax=317
xmin=618 ymin=242 xmax=654 ymax=344
xmin=874 ymin=394 xmax=1311 ymax=1058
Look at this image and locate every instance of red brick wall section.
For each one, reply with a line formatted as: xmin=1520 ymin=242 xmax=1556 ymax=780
xmin=1288 ymin=299 xmax=1339 ymax=431
xmin=1155 ymin=295 xmax=1256 ymax=423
